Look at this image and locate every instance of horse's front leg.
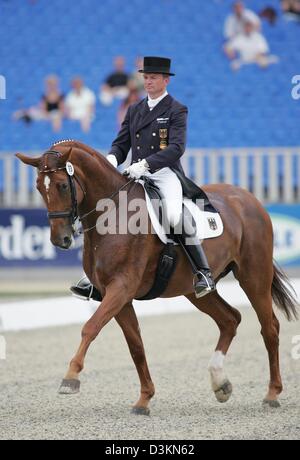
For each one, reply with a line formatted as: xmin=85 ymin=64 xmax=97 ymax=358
xmin=115 ymin=303 xmax=155 ymax=415
xmin=59 ymin=278 xmax=130 ymax=394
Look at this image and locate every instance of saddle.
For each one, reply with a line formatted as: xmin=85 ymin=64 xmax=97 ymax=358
xmin=135 ymin=176 xmax=221 ymax=301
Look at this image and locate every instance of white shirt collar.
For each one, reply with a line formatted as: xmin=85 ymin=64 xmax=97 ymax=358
xmin=147 ymin=91 xmax=168 ymax=110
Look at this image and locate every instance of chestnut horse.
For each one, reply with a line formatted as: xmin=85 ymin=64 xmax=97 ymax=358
xmin=17 ymin=140 xmax=298 ymax=414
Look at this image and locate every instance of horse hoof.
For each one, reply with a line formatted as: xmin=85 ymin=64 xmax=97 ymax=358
xmin=131 ymin=406 xmax=150 ymax=416
xmin=262 ymin=398 xmax=280 ymax=408
xmin=58 ymin=379 xmax=80 ymax=395
xmin=214 ymin=379 xmax=233 ymax=403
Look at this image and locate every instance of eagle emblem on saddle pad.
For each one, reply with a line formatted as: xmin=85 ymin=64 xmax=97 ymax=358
xmin=208 ymin=217 xmax=218 ymax=231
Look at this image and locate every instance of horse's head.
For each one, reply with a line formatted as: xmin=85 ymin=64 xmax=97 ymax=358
xmin=16 ymin=146 xmax=85 ymax=249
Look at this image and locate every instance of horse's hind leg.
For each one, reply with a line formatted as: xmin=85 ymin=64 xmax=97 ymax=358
xmin=186 ymin=292 xmax=241 ymax=403
xmin=115 ymin=303 xmax=155 ymax=416
xmin=235 ymin=265 xmax=282 ymax=407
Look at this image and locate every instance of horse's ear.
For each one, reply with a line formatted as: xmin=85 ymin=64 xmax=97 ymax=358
xmin=58 ymin=147 xmax=73 ymax=166
xmin=15 ymin=153 xmax=41 ymax=168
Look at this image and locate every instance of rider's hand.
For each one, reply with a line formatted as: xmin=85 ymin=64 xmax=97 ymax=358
xmin=124 ymin=159 xmax=149 ymax=179
xmin=106 ymin=154 xmax=118 ymax=168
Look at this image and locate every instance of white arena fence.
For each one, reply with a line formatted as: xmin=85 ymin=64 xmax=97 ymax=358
xmin=0 ymin=147 xmax=300 ymax=207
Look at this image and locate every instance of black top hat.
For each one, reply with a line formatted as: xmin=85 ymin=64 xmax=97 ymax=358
xmin=138 ymin=56 xmax=175 ymax=76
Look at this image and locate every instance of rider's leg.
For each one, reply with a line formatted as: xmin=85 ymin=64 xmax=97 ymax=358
xmin=146 ymin=167 xmax=183 ymax=230
xmin=175 ymin=214 xmax=215 ymax=298
xmin=150 ymin=168 xmax=215 ymax=298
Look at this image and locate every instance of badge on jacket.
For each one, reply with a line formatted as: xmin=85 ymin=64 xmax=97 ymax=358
xmin=159 ymin=128 xmax=168 ymax=150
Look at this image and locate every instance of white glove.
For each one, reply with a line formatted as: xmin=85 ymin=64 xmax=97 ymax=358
xmin=124 ymin=159 xmax=149 ymax=179
xmin=106 ymin=154 xmax=118 ymax=168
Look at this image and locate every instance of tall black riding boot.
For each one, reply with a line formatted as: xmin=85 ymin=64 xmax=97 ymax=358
xmin=175 ymin=218 xmax=215 ymax=298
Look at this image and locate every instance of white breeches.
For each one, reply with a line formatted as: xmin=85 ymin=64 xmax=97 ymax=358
xmin=143 ymin=167 xmax=183 ymax=227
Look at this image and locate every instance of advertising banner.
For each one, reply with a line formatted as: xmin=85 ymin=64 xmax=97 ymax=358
xmin=267 ymin=204 xmax=300 ymax=267
xmin=0 ymin=208 xmax=82 ymax=267
xmin=1 ymin=205 xmax=300 ymax=267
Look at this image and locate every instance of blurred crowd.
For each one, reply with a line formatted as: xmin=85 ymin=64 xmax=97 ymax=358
xmin=12 ymin=1 xmax=299 ymax=133
xmin=223 ymin=1 xmax=279 ymax=71
xmin=281 ymin=0 xmax=300 ymax=20
xmin=223 ymin=0 xmax=300 ymax=71
xmin=13 ymin=56 xmax=145 ymax=133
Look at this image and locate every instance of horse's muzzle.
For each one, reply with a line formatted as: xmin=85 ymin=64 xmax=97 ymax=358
xmin=51 ymin=235 xmax=73 ymax=250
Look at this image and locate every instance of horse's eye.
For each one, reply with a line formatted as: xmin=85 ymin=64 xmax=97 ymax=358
xmin=59 ymin=183 xmax=69 ymax=192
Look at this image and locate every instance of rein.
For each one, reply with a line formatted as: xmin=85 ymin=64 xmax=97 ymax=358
xmin=77 ymin=178 xmax=137 ymax=235
xmin=39 ymin=149 xmax=136 ymax=235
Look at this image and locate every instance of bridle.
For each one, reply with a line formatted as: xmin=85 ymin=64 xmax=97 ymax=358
xmin=38 ymin=150 xmax=86 ymax=227
xmin=38 ymin=149 xmax=135 ymax=235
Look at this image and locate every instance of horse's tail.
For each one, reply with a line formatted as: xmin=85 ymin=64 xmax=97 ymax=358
xmin=271 ymin=262 xmax=298 ymax=321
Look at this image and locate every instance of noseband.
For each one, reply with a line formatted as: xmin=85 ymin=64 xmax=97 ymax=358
xmin=38 ymin=150 xmax=86 ymax=229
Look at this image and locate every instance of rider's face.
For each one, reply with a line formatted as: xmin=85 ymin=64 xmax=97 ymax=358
xmin=143 ymin=73 xmax=169 ymax=99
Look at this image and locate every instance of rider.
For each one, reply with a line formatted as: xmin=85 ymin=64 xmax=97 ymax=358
xmin=71 ymin=56 xmax=215 ymax=300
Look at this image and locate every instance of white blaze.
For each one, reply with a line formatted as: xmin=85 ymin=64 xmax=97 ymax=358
xmin=44 ymin=175 xmax=51 ymax=202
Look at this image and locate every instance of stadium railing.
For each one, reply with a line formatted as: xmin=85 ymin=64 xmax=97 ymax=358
xmin=1 ymin=147 xmax=300 ymax=207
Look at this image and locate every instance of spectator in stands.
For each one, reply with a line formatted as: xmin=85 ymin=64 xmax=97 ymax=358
xmin=65 ymin=77 xmax=96 ymax=132
xmin=12 ymin=74 xmax=64 ymax=132
xmin=128 ymin=57 xmax=146 ymax=97
xmin=224 ymin=1 xmax=261 ymax=41
xmin=99 ymin=56 xmax=129 ymax=106
xmin=117 ymin=88 xmax=141 ymax=128
xmin=224 ymin=20 xmax=279 ymax=70
xmin=259 ymin=7 xmax=278 ymax=25
xmin=40 ymin=75 xmax=64 ymax=132
xmin=281 ymin=0 xmax=300 ymax=21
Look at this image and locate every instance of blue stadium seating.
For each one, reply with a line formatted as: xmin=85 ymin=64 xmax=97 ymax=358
xmin=0 ymin=0 xmax=299 ymax=170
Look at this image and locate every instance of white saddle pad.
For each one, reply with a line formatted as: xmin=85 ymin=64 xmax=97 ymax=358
xmin=140 ymin=181 xmax=224 ymax=245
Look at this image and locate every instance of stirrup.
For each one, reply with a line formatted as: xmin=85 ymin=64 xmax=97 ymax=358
xmin=193 ymin=271 xmax=215 ymax=299
xmin=70 ymin=277 xmax=94 ymax=301
xmin=70 ymin=276 xmax=93 ymax=301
